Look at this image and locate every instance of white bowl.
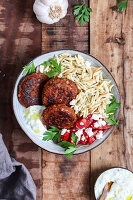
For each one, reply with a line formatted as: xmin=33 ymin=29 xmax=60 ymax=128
xmin=13 ymin=50 xmax=120 ymax=155
xmin=94 ymin=167 xmax=133 ymax=200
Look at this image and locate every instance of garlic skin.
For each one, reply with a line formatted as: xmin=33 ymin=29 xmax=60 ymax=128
xmin=33 ymin=0 xmax=68 ymax=24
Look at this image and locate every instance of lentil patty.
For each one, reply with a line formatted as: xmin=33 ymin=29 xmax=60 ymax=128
xmin=42 ymin=78 xmax=78 ymax=106
xmin=18 ymin=73 xmax=49 ymax=107
xmin=42 ymin=104 xmax=77 ymax=129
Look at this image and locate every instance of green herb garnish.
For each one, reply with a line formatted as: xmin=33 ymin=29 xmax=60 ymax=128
xmin=23 ymin=62 xmax=36 ymax=75
xmin=58 ymin=141 xmax=89 ymax=158
xmin=117 ymin=0 xmax=129 ymax=12
xmin=105 ymin=114 xmax=119 ymax=126
xmin=106 ymin=96 xmax=120 ymax=115
xmin=105 ymin=97 xmax=120 ymax=126
xmin=42 ymin=58 xmax=61 ymax=78
xmin=43 ymin=126 xmax=88 ymax=158
xmin=73 ymin=0 xmax=92 ymax=26
xmin=71 ymin=132 xmax=78 ymax=144
xmin=43 ymin=126 xmax=61 ymax=141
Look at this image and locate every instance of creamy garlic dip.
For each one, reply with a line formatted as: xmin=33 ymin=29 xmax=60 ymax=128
xmin=22 ymin=105 xmax=47 ymax=140
xmin=95 ymin=168 xmax=133 ymax=200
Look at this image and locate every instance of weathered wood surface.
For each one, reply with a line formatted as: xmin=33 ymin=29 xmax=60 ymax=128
xmin=0 ymin=0 xmax=42 ymax=199
xmin=42 ymin=0 xmax=89 ymax=54
xmin=0 ymin=0 xmax=133 ymax=199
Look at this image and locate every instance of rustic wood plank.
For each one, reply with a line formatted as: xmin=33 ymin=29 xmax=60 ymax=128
xmin=122 ymin=1 xmax=133 ymax=170
xmin=42 ymin=0 xmax=89 ymax=54
xmin=90 ymin=0 xmax=131 ymax=199
xmin=42 ymin=153 xmax=90 ymax=200
xmin=0 ymin=0 xmax=42 ymax=199
xmin=42 ymin=1 xmax=91 ymax=199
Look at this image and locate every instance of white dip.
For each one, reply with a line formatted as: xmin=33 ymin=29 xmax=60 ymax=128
xmin=95 ymin=168 xmax=133 ymax=200
xmin=22 ymin=105 xmax=47 ymax=140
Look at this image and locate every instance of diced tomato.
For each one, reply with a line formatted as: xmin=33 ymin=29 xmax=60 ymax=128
xmin=70 ymin=128 xmax=78 ymax=134
xmin=80 ymin=134 xmax=88 ymax=145
xmin=91 ymin=130 xmax=99 ymax=136
xmin=60 ymin=132 xmax=70 ymax=141
xmin=87 ymin=114 xmax=92 ymax=119
xmin=90 ymin=124 xmax=110 ymax=130
xmin=76 ymin=117 xmax=93 ymax=129
xmin=83 ymin=130 xmax=89 ymax=140
xmin=97 ymin=125 xmax=110 ymax=130
xmin=88 ymin=135 xmax=96 ymax=145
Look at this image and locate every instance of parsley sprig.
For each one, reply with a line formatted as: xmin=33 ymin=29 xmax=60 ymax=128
xmin=73 ymin=0 xmax=92 ymax=26
xmin=22 ymin=58 xmax=61 ymax=78
xmin=117 ymin=0 xmax=129 ymax=12
xmin=42 ymin=59 xmax=61 ymax=78
xmin=43 ymin=126 xmax=61 ymax=142
xmin=105 ymin=97 xmax=120 ymax=126
xmin=23 ymin=62 xmax=36 ymax=75
xmin=43 ymin=128 xmax=88 ymax=158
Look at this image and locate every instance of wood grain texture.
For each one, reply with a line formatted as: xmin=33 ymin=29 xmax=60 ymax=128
xmin=0 ymin=0 xmax=42 ymax=199
xmin=42 ymin=1 xmax=91 ymax=199
xmin=90 ymin=0 xmax=133 ymax=199
xmin=122 ymin=0 xmax=133 ymax=170
xmin=42 ymin=0 xmax=89 ymax=54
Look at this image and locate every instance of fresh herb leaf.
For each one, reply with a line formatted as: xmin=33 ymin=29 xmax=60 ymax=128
xmin=41 ymin=61 xmax=51 ymax=66
xmin=105 ymin=117 xmax=118 ymax=126
xmin=43 ymin=58 xmax=62 ymax=78
xmin=71 ymin=132 xmax=78 ymax=144
xmin=65 ymin=150 xmax=77 ymax=158
xmin=105 ymin=97 xmax=120 ymax=125
xmin=117 ymin=0 xmax=129 ymax=12
xmin=43 ymin=131 xmax=57 ymax=141
xmin=44 ymin=71 xmax=57 ymax=78
xmin=64 ymin=147 xmax=77 ymax=154
xmin=64 ymin=144 xmax=89 ymax=158
xmin=64 ymin=147 xmax=77 ymax=158
xmin=106 ymin=97 xmax=120 ymax=114
xmin=58 ymin=141 xmax=76 ymax=148
xmin=73 ymin=1 xmax=92 ymax=26
xmin=43 ymin=126 xmax=61 ymax=141
xmin=23 ymin=62 xmax=36 ymax=75
xmin=53 ymin=133 xmax=61 ymax=143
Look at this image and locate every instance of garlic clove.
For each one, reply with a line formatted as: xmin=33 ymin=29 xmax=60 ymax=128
xmin=33 ymin=0 xmax=68 ymax=24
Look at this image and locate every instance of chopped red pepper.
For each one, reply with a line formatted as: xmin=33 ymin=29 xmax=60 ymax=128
xmin=88 ymin=135 xmax=96 ymax=145
xmin=76 ymin=117 xmax=93 ymax=129
xmin=60 ymin=131 xmax=70 ymax=141
xmin=80 ymin=134 xmax=88 ymax=145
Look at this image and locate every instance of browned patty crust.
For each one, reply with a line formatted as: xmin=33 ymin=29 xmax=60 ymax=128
xmin=42 ymin=78 xmax=78 ymax=106
xmin=42 ymin=104 xmax=77 ymax=129
xmin=18 ymin=73 xmax=49 ymax=108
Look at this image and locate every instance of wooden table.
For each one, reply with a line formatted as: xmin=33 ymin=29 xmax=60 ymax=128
xmin=0 ymin=0 xmax=133 ymax=199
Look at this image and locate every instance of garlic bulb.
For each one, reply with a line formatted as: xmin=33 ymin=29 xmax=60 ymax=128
xmin=33 ymin=0 xmax=68 ymax=24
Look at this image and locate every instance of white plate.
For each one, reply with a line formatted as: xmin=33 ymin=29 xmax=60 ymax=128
xmin=13 ymin=50 xmax=120 ymax=155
